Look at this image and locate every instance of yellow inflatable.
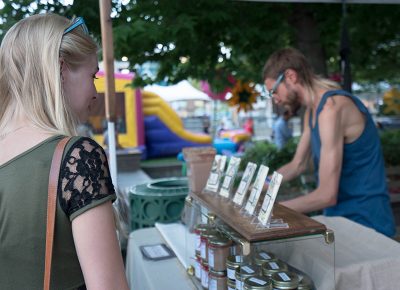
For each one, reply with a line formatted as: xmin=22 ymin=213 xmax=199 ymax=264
xmin=142 ymin=91 xmax=211 ymax=144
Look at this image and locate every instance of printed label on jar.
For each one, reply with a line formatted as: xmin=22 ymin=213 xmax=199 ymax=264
xmin=248 ymin=277 xmax=267 ymax=285
xmin=208 ymin=248 xmax=215 ymax=268
xmin=227 ymin=268 xmax=235 ymax=280
xmin=195 ymin=235 xmax=201 ymax=252
xmin=278 ymin=272 xmax=291 ymax=281
xmin=201 ymin=241 xmax=206 ymax=260
xmin=269 ymin=262 xmax=279 ymax=270
xmin=259 ymin=252 xmax=271 ymax=260
xmin=209 ymin=277 xmax=217 ymax=290
xmin=236 ymin=279 xmax=243 ymax=290
xmin=201 ymin=269 xmax=209 ymax=288
xmin=195 ymin=259 xmax=201 ymax=279
xmin=241 ymin=266 xmax=255 ymax=274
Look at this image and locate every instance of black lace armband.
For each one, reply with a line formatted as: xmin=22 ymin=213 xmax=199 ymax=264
xmin=58 ymin=137 xmax=116 ymax=220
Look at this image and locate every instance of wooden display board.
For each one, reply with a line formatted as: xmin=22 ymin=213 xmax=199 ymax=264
xmin=191 ymin=191 xmax=326 ymax=242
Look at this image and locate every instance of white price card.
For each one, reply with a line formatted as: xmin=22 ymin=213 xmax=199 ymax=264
xmin=219 ymin=156 xmax=241 ymax=198
xmin=232 ymin=162 xmax=257 ymax=206
xmin=205 ymin=155 xmax=227 ymax=193
xmin=257 ymin=171 xmax=283 ymax=226
xmin=244 ymin=165 xmax=269 ymax=215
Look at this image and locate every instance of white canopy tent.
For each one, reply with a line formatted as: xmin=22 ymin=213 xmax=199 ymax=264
xmin=144 ymin=80 xmax=212 ymax=102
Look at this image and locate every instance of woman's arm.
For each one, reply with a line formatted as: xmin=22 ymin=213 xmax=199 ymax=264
xmin=72 ymin=201 xmax=129 ymax=290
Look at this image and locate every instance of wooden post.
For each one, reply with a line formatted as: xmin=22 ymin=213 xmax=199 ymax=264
xmin=99 ymin=0 xmax=117 ymax=184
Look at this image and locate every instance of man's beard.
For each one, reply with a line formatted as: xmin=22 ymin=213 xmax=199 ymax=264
xmin=286 ymin=89 xmax=302 ymax=116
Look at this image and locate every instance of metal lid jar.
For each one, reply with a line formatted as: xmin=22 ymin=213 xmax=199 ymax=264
xmin=194 ymin=224 xmax=214 ymax=255
xmin=200 ymin=229 xmax=219 ymax=262
xmin=243 ymin=275 xmax=273 ymax=290
xmin=208 ymin=235 xmax=233 ymax=272
xmin=261 ymin=259 xmax=288 ymax=277
xmin=271 ymin=271 xmax=300 ymax=290
xmin=253 ymin=251 xmax=276 ymax=266
xmin=227 ymin=278 xmax=236 ymax=290
xmin=226 ymin=254 xmax=249 ymax=281
xmin=235 ymin=264 xmax=259 ymax=290
xmin=208 ymin=269 xmax=227 ymax=290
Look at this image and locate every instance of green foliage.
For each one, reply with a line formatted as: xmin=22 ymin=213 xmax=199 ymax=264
xmin=240 ymin=138 xmax=298 ymax=172
xmin=1 ymin=1 xmax=400 ymax=87
xmin=380 ymin=129 xmax=400 ymax=166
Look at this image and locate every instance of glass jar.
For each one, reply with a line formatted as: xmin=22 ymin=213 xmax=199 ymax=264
xmin=217 ymin=224 xmax=241 ymax=255
xmin=253 ymin=251 xmax=275 ymax=266
xmin=243 ymin=275 xmax=273 ymax=290
xmin=261 ymin=259 xmax=288 ymax=277
xmin=194 ymin=224 xmax=214 ymax=256
xmin=227 ymin=278 xmax=236 ymax=290
xmin=235 ymin=264 xmax=259 ymax=290
xmin=271 ymin=271 xmax=300 ymax=290
xmin=208 ymin=235 xmax=233 ymax=271
xmin=201 ymin=261 xmax=210 ymax=289
xmin=226 ymin=255 xmax=249 ymax=281
xmin=208 ymin=269 xmax=227 ymax=290
xmin=194 ymin=254 xmax=202 ymax=280
xmin=201 ymin=229 xmax=219 ymax=262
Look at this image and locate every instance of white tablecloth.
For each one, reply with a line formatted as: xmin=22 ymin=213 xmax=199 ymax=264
xmin=126 ymin=216 xmax=400 ymax=290
xmin=313 ymin=215 xmax=400 ymax=290
xmin=125 ymin=227 xmax=196 ymax=290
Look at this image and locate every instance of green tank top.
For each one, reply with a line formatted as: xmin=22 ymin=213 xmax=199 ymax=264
xmin=0 ymin=135 xmax=116 ymax=289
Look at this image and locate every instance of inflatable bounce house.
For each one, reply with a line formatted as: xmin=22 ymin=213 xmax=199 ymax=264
xmin=89 ymin=72 xmax=211 ymax=159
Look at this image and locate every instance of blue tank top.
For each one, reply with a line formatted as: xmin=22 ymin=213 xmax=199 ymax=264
xmin=310 ymin=90 xmax=395 ymax=237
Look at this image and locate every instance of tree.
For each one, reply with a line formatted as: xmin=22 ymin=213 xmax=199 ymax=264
xmin=1 ymin=0 xmax=399 ymax=89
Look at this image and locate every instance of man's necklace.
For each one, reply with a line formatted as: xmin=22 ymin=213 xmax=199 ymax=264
xmin=0 ymin=126 xmax=27 ymax=141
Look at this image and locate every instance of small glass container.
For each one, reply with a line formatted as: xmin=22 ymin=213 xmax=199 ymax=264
xmin=194 ymin=254 xmax=202 ymax=280
xmin=208 ymin=235 xmax=233 ymax=271
xmin=208 ymin=269 xmax=227 ymax=290
xmin=217 ymin=224 xmax=241 ymax=255
xmin=243 ymin=275 xmax=273 ymax=290
xmin=227 ymin=278 xmax=236 ymax=290
xmin=271 ymin=271 xmax=300 ymax=290
xmin=201 ymin=229 xmax=219 ymax=262
xmin=201 ymin=261 xmax=210 ymax=289
xmin=194 ymin=224 xmax=214 ymax=255
xmin=261 ymin=259 xmax=288 ymax=277
xmin=253 ymin=251 xmax=275 ymax=266
xmin=297 ymin=274 xmax=313 ymax=290
xmin=226 ymin=255 xmax=249 ymax=281
xmin=235 ymin=264 xmax=259 ymax=290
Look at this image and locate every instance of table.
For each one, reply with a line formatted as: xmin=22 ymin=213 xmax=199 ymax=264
xmin=126 ymin=216 xmax=400 ymax=290
xmin=125 ymin=227 xmax=196 ymax=290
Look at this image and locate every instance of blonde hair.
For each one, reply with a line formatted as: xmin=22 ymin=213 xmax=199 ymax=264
xmin=0 ymin=13 xmax=98 ymax=135
xmin=262 ymin=47 xmax=340 ymax=103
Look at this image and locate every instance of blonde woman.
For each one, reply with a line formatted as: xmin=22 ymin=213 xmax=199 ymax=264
xmin=0 ymin=14 xmax=129 ymax=289
xmin=263 ymin=47 xmax=395 ymax=237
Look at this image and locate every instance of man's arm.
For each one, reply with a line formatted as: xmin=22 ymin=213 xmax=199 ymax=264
xmin=276 ymin=109 xmax=312 ymax=182
xmin=280 ymin=98 xmax=343 ymax=213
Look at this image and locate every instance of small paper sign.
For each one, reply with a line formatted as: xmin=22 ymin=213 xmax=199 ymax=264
xmin=205 ymin=155 xmax=227 ymax=193
xmin=232 ymin=162 xmax=257 ymax=206
xmin=244 ymin=165 xmax=269 ymax=215
xmin=257 ymin=171 xmax=283 ymax=226
xmin=219 ymin=156 xmax=241 ymax=198
xmin=140 ymin=243 xmax=175 ymax=261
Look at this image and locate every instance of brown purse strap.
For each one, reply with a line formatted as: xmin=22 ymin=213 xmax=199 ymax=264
xmin=44 ymin=137 xmax=71 ymax=290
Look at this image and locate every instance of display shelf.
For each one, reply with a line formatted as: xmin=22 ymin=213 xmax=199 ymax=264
xmin=190 ymin=191 xmax=327 ymax=242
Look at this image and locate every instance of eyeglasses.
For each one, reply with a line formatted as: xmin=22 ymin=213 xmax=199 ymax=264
xmin=63 ymin=17 xmax=89 ymax=35
xmin=266 ymin=72 xmax=285 ymax=99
